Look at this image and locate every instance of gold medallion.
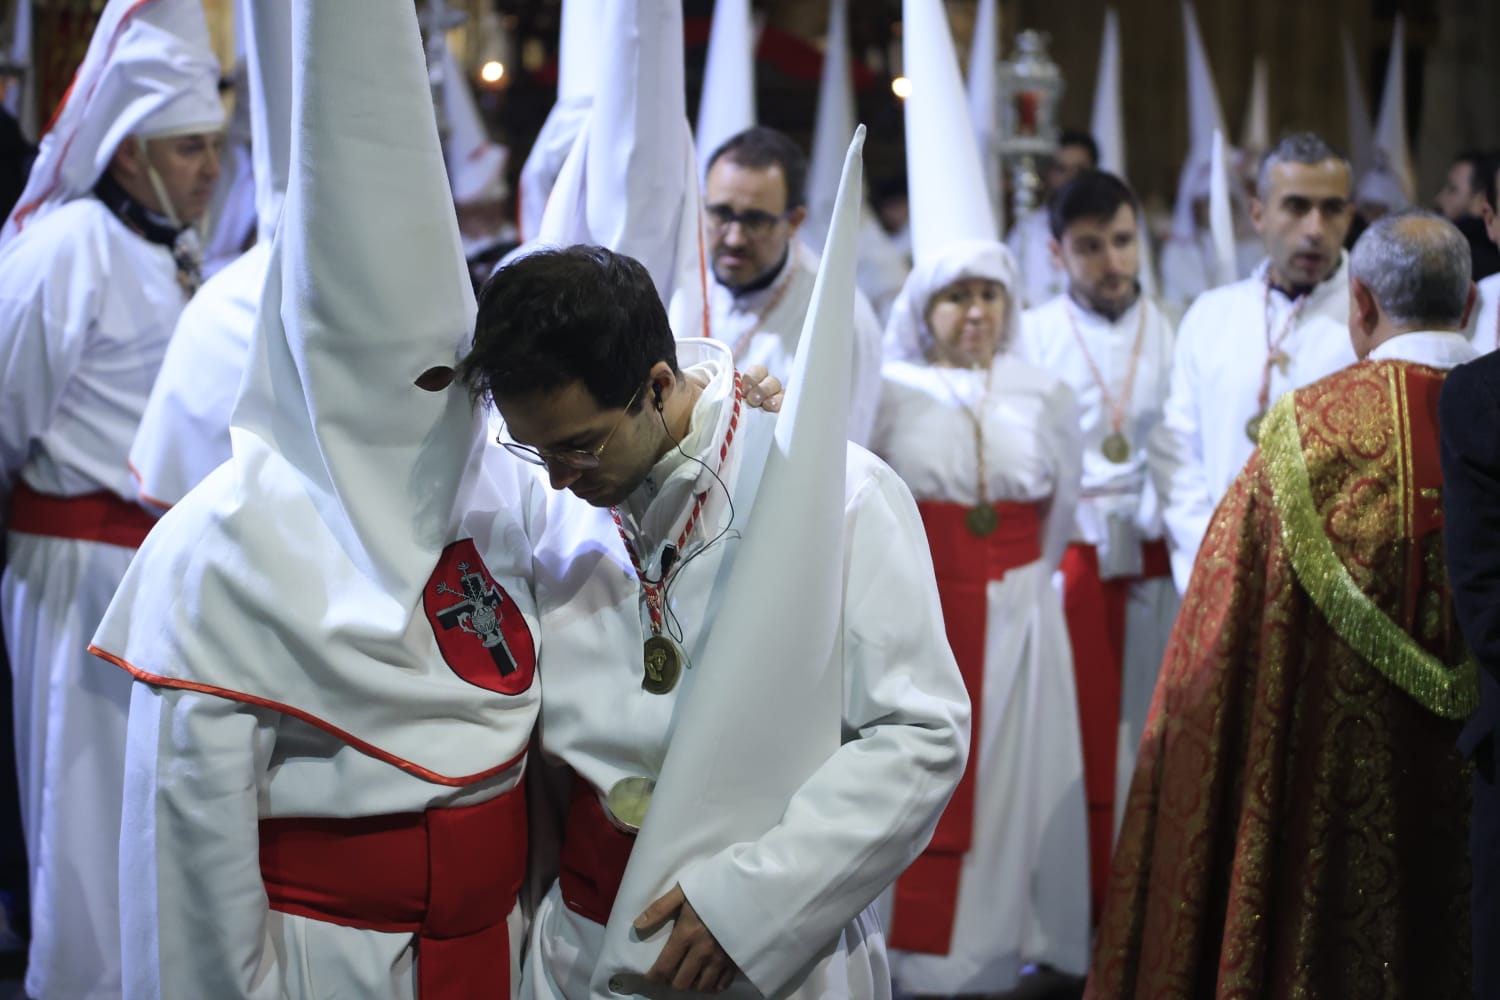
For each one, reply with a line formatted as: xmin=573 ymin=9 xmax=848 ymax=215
xmin=965 ymin=503 xmax=999 ymax=538
xmin=1245 ymin=412 xmax=1266 ymax=443
xmin=604 ymin=776 xmax=656 ymax=833
xmin=642 ymin=635 xmax=682 ymax=695
xmin=1101 ymin=432 xmax=1132 ymax=464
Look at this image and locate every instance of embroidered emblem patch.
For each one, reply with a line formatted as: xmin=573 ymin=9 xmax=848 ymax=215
xmin=425 ymin=539 xmax=536 ymax=695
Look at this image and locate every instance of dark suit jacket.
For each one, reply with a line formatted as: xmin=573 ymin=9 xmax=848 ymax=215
xmin=1439 ymin=349 xmax=1500 ymax=999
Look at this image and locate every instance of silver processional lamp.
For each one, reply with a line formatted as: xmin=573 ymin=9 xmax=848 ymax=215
xmin=996 ymin=29 xmax=1062 ymax=218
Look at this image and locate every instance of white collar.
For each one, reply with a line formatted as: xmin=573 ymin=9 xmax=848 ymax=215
xmin=1251 ymin=250 xmax=1349 ymax=308
xmin=1365 ymin=329 xmax=1479 ymax=369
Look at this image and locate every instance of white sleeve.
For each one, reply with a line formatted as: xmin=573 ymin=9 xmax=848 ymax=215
xmin=845 ymin=291 xmax=885 ymax=448
xmin=1039 ymin=378 xmax=1083 ymax=569
xmin=1149 ymin=312 xmax=1212 ymax=592
xmin=120 ymin=683 xmax=284 ymax=1000
xmin=678 ymin=457 xmax=970 ymax=993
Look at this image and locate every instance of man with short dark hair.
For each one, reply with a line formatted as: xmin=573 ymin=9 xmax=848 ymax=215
xmin=469 ymin=239 xmax=968 ymax=998
xmin=1151 ymin=131 xmax=1358 ymax=589
xmin=1436 ymin=149 xmax=1500 ymax=281
xmin=704 ymin=125 xmax=884 ymax=444
xmin=1090 ymin=209 xmax=1478 ymax=1000
xmin=1006 ymin=127 xmax=1099 ymax=308
xmin=1013 ymin=169 xmax=1177 ymax=922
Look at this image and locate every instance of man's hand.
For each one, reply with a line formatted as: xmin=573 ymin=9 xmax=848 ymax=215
xmin=739 ymin=365 xmax=784 ymax=412
xmin=635 ymin=883 xmax=739 ymax=994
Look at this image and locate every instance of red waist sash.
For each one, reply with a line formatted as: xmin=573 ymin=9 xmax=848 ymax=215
xmin=889 ymin=500 xmax=1042 ymax=955
xmin=259 ymin=784 xmax=526 ymax=998
xmin=1058 ymin=538 xmax=1171 ymax=923
xmin=8 ymin=480 xmax=157 ymax=549
xmin=558 ymin=778 xmax=638 ymax=926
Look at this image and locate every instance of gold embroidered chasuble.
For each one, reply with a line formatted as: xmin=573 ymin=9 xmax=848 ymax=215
xmin=1086 ymin=359 xmax=1476 ymax=999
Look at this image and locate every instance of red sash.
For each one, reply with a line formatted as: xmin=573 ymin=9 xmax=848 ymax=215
xmin=8 ymin=480 xmax=157 ymax=549
xmin=558 ymin=779 xmax=638 ymax=926
xmin=259 ymin=785 xmax=526 ymax=998
xmin=1058 ymin=538 xmax=1171 ymax=923
xmin=888 ymin=500 xmax=1042 ymax=954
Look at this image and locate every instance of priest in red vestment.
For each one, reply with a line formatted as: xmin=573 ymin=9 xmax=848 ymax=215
xmin=1087 ymin=210 xmax=1481 ymax=999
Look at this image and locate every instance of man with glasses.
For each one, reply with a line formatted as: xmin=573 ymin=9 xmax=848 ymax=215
xmin=704 ymin=126 xmax=884 ymax=445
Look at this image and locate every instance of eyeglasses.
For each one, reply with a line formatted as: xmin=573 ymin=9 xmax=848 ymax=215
xmin=704 ymin=204 xmax=789 ymax=237
xmin=499 ymin=383 xmax=644 ymax=471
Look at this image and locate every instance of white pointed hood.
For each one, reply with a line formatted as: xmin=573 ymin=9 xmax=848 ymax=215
xmin=2 ymin=0 xmax=223 ymax=244
xmin=967 ymin=0 xmax=1002 ymax=232
xmin=1091 ymin=7 xmax=1126 ymax=177
xmin=1358 ymin=15 xmax=1414 ymax=210
xmin=91 ymin=0 xmax=537 ymax=782
xmin=1240 ymin=56 xmax=1270 ymax=159
xmin=532 ymin=0 xmax=707 ymax=338
xmin=593 ymin=125 xmax=866 ymax=1000
xmin=1342 ymin=28 xmax=1374 ymax=179
xmin=1209 ymin=128 xmax=1236 ymax=287
xmin=1170 ymin=1 xmax=1227 ymax=239
xmin=241 ymin=0 xmax=294 ymax=241
xmin=695 ymin=0 xmax=757 ymax=181
xmin=802 ymin=0 xmax=854 ymax=253
xmin=440 ymin=44 xmax=508 ymax=204
xmin=516 ymin=0 xmax=602 ymax=240
xmin=4 ymin=0 xmax=35 ymax=140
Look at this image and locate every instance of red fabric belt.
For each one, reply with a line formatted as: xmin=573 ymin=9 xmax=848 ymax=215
xmin=259 ymin=784 xmax=526 ymax=998
xmin=890 ymin=500 xmax=1043 ymax=955
xmin=559 ymin=778 xmax=638 ymax=926
xmin=1058 ymin=538 xmax=1171 ymax=924
xmin=8 ymin=481 xmax=156 ymax=549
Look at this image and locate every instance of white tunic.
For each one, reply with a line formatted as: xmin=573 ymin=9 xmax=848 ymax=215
xmin=709 ymin=241 xmax=884 ymax=447
xmin=1014 ymin=294 xmax=1181 ymax=827
xmin=1157 ymin=230 xmax=1263 ymax=314
xmin=870 ymin=356 xmax=1091 ymax=991
xmin=1150 ymin=254 xmax=1356 ymax=590
xmin=1468 ymin=271 xmax=1500 ymax=355
xmin=520 ymin=357 xmax=969 ymax=999
xmin=0 ymin=196 xmax=182 ymax=1000
xmin=130 ymin=240 xmax=269 ymax=508
xmin=1005 ymin=208 xmax=1064 ymax=309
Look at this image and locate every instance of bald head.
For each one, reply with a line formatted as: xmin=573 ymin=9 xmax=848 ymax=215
xmin=1348 ymin=210 xmax=1476 ymax=357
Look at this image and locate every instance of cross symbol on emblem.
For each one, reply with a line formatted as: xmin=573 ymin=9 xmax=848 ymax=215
xmin=433 ymin=562 xmax=518 ymax=676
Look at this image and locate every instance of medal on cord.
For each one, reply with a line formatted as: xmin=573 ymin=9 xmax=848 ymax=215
xmin=1064 ymin=299 xmax=1147 ymax=464
xmin=610 ymin=374 xmax=742 ymax=695
xmin=1246 ymin=278 xmax=1306 ymax=443
xmin=934 ymin=365 xmax=999 ymax=538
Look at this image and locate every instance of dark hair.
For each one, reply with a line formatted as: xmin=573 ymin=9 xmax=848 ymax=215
xmin=1479 ymin=151 xmax=1500 ymax=213
xmin=1057 ymin=128 xmax=1100 ymax=168
xmin=1048 ymin=169 xmax=1138 ymax=240
xmin=1452 ymin=148 xmax=1492 ymax=198
xmin=704 ymin=126 xmax=808 ymax=211
xmin=1257 ymin=132 xmax=1349 ymax=200
xmin=463 ymin=245 xmax=677 ymax=410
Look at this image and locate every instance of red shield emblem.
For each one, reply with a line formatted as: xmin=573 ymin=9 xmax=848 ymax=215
xmin=424 ymin=539 xmax=536 ymax=695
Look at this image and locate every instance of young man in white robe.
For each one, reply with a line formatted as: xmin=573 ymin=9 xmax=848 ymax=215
xmin=705 ymin=126 xmax=885 ymax=446
xmin=467 ymin=208 xmax=968 ymax=997
xmin=1013 ymin=169 xmax=1178 ymax=923
xmin=88 ymin=0 xmax=547 ymax=994
xmin=1150 ymin=132 xmax=1358 ymax=590
xmin=0 ymin=2 xmax=222 ymax=994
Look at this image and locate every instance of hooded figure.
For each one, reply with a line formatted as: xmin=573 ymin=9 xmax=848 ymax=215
xmin=438 ymin=41 xmax=514 ymax=260
xmin=1355 ymin=15 xmax=1416 ymax=220
xmin=0 ymin=1 xmax=222 ymax=996
xmin=694 ymin=0 xmax=756 ymax=182
xmin=89 ymin=0 xmax=544 ymax=992
xmin=872 ymin=0 xmax=1088 ymax=992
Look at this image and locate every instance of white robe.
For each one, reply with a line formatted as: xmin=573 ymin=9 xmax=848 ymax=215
xmin=519 ymin=353 xmax=969 ymax=999
xmin=1467 ymin=271 xmax=1500 ymax=355
xmin=1014 ymin=294 xmax=1180 ymax=824
xmin=870 ymin=356 xmax=1091 ymax=991
xmin=709 ymin=241 xmax=884 ymax=447
xmin=1157 ymin=229 xmax=1263 ymax=314
xmin=1150 ymin=254 xmax=1356 ymax=590
xmin=1004 ymin=208 xmax=1065 ymax=309
xmin=0 ymin=197 xmax=184 ymax=1000
xmin=130 ymin=240 xmax=269 ymax=509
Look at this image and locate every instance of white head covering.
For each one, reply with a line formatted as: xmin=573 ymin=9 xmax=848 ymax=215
xmin=92 ymin=0 xmax=535 ymax=780
xmin=1170 ymin=1 xmax=1228 ymax=240
xmin=593 ymin=125 xmax=869 ymax=1000
xmin=531 ymin=0 xmax=706 ymax=338
xmin=695 ymin=0 xmax=757 ymax=182
xmin=1358 ymin=14 xmax=1414 ymax=211
xmin=241 ymin=0 xmax=293 ymax=242
xmin=1090 ymin=7 xmax=1125 ymax=177
xmin=802 ymin=0 xmax=854 ymax=254
xmin=884 ymin=0 xmax=1013 ymax=364
xmin=439 ymin=44 xmax=508 ymax=205
xmin=1240 ymin=56 xmax=1270 ymax=160
xmin=967 ymin=0 xmax=1002 ymax=232
xmin=1341 ymin=27 xmax=1374 ymax=180
xmin=2 ymin=0 xmax=223 ymax=244
xmin=1209 ymin=128 xmax=1237 ymax=287
xmin=515 ymin=0 xmax=601 ymax=241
